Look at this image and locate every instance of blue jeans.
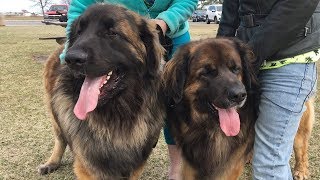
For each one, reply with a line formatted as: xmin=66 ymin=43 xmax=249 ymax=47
xmin=253 ymin=63 xmax=317 ymax=179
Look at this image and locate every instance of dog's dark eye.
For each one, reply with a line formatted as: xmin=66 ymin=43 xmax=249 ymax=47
xmin=104 ymin=32 xmax=118 ymax=39
xmin=200 ymin=66 xmax=217 ymax=77
xmin=78 ymin=18 xmax=88 ymax=35
xmin=77 ymin=28 xmax=82 ymax=35
xmin=231 ymin=66 xmax=241 ymax=74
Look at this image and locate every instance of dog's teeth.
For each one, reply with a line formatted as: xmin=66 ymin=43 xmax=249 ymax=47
xmin=106 ymin=76 xmax=110 ymax=80
xmin=104 ymin=80 xmax=108 ymax=84
xmin=108 ymin=71 xmax=113 ymax=76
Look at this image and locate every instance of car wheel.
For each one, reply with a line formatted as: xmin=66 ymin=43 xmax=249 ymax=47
xmin=192 ymin=18 xmax=196 ymax=22
xmin=206 ymin=17 xmax=210 ymax=24
xmin=58 ymin=15 xmax=68 ymax=22
xmin=214 ymin=16 xmax=218 ymax=24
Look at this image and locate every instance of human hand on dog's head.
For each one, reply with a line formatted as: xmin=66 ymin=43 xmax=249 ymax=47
xmin=149 ymin=19 xmax=172 ymax=61
xmin=153 ymin=19 xmax=168 ymax=35
xmin=155 ymin=24 xmax=172 ymax=62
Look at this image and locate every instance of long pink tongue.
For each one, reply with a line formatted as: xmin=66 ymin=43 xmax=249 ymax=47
xmin=216 ymin=107 xmax=240 ymax=136
xmin=74 ymin=76 xmax=106 ymax=120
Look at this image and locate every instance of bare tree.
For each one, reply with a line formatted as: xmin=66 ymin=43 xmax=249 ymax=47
xmin=30 ymin=0 xmax=52 ymax=16
xmin=205 ymin=0 xmax=224 ymax=5
xmin=60 ymin=0 xmax=71 ymax=5
xmin=199 ymin=0 xmax=224 ymax=9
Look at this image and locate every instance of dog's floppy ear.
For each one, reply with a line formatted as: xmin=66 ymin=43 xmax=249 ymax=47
xmin=68 ymin=16 xmax=82 ymax=48
xmin=138 ymin=20 xmax=164 ymax=78
xmin=233 ymin=38 xmax=258 ymax=91
xmin=163 ymin=45 xmax=191 ymax=104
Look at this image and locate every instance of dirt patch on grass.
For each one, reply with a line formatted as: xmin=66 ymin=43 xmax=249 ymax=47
xmin=33 ymin=55 xmax=48 ymax=63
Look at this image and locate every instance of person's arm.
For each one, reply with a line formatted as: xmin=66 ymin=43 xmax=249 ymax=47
xmin=216 ymin=0 xmax=240 ymax=37
xmin=156 ymin=0 xmax=198 ymax=37
xmin=60 ymin=0 xmax=98 ymax=63
xmin=249 ymin=0 xmax=319 ymax=68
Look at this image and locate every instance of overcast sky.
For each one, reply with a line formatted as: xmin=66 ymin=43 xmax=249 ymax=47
xmin=0 ymin=0 xmax=60 ymax=13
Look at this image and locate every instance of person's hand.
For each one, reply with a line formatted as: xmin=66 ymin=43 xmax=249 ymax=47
xmin=154 ymin=21 xmax=172 ymax=62
xmin=153 ymin=19 xmax=168 ymax=35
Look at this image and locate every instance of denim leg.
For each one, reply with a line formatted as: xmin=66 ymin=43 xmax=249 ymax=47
xmin=252 ymin=63 xmax=317 ymax=180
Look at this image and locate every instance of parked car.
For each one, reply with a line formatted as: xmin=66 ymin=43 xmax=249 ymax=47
xmin=44 ymin=4 xmax=68 ymax=22
xmin=204 ymin=4 xmax=222 ymax=24
xmin=192 ymin=10 xmax=206 ymax=22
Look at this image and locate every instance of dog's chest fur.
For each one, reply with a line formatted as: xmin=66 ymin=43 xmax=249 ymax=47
xmin=170 ymin=99 xmax=255 ymax=178
xmin=50 ymin=73 xmax=164 ymax=177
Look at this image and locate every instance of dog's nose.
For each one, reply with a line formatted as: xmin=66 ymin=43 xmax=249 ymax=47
xmin=65 ymin=49 xmax=88 ymax=66
xmin=227 ymin=87 xmax=247 ymax=103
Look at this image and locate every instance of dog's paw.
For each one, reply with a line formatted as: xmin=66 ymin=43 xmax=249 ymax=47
xmin=293 ymin=168 xmax=310 ymax=180
xmin=38 ymin=163 xmax=59 ymax=175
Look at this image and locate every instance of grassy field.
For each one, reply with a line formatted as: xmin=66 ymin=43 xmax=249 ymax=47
xmin=0 ymin=23 xmax=319 ymax=180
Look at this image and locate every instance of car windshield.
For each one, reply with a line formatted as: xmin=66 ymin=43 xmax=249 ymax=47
xmin=197 ymin=11 xmax=205 ymax=15
xmin=50 ymin=5 xmax=67 ymax=11
xmin=216 ymin=6 xmax=222 ymax=11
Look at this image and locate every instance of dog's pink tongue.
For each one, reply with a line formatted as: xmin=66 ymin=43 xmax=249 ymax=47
xmin=74 ymin=76 xmax=105 ymax=120
xmin=216 ymin=107 xmax=240 ymax=136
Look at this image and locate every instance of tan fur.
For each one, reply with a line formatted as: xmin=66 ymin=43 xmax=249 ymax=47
xmin=294 ymin=98 xmax=315 ymax=180
xmin=43 ymin=46 xmax=62 ymax=95
xmin=38 ymin=4 xmax=164 ymax=179
xmin=219 ymin=142 xmax=250 ymax=180
xmin=163 ymin=38 xmax=257 ymax=180
xmin=181 ymin=160 xmax=197 ymax=180
xmin=74 ymin=157 xmax=97 ymax=180
xmin=163 ymin=38 xmax=314 ymax=179
xmin=181 ymin=142 xmax=248 ymax=180
xmin=129 ymin=162 xmax=147 ymax=180
xmin=40 ymin=48 xmax=162 ymax=179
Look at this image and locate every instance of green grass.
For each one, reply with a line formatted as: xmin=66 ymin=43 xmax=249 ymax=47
xmin=0 ymin=24 xmax=319 ymax=179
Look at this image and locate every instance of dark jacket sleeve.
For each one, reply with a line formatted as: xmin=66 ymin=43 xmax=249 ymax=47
xmin=216 ymin=0 xmax=239 ymax=37
xmin=248 ymin=0 xmax=320 ymax=67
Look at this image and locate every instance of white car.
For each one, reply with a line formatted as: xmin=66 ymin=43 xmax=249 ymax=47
xmin=204 ymin=4 xmax=222 ymax=24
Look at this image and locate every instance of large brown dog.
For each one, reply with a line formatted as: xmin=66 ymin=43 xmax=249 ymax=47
xmin=162 ymin=38 xmax=314 ymax=180
xmin=38 ymin=4 xmax=165 ymax=179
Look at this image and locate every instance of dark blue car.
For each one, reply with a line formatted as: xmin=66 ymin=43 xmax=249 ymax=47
xmin=192 ymin=10 xmax=206 ymax=22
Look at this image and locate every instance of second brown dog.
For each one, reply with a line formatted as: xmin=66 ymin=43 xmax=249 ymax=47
xmin=163 ymin=38 xmax=314 ymax=180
